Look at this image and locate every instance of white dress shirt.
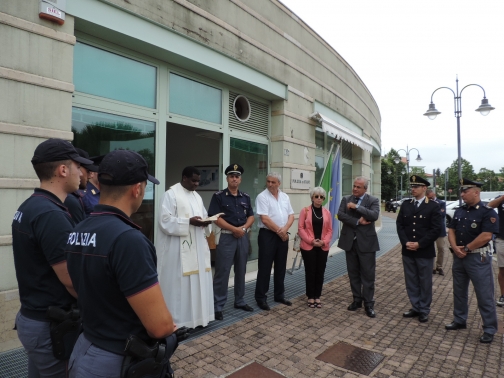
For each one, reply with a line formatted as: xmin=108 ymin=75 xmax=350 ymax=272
xmin=256 ymin=188 xmax=294 ymax=229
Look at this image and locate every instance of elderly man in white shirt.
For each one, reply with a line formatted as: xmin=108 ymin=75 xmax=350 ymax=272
xmin=254 ymin=172 xmax=295 ymax=310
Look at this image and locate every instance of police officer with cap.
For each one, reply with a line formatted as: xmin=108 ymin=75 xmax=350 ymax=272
xmin=12 ymin=138 xmax=93 ymax=377
xmin=397 ymin=175 xmax=442 ymax=323
xmin=64 ymin=148 xmax=97 ymax=224
xmin=67 ymin=149 xmax=185 ymax=377
xmin=445 ymin=178 xmax=499 ymax=343
xmin=81 ymin=155 xmax=102 ymax=215
xmin=208 ymin=164 xmax=255 ymax=320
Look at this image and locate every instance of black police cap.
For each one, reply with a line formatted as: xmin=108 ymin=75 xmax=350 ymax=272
xmin=409 ymin=175 xmax=430 ymax=187
xmin=75 ymin=148 xmax=99 ymax=172
xmin=459 ymin=178 xmax=483 ymax=190
xmin=225 ymin=164 xmax=244 ymax=176
xmin=31 ymin=139 xmax=93 ymax=166
xmin=98 ymin=150 xmax=159 ymax=186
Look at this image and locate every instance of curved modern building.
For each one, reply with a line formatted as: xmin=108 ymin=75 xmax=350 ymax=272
xmin=0 ymin=0 xmax=381 ymax=351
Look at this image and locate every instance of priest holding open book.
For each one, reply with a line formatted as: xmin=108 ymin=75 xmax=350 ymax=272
xmin=155 ymin=166 xmax=217 ymax=329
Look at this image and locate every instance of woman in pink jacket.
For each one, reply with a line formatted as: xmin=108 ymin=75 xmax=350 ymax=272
xmin=298 ymin=187 xmax=333 ymax=308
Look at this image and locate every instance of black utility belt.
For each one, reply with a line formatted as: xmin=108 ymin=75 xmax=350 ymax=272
xmin=46 ymin=306 xmax=82 ymax=360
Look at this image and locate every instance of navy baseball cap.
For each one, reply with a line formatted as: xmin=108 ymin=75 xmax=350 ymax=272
xmin=98 ymin=150 xmax=159 ymax=186
xmin=75 ymin=148 xmax=99 ymax=172
xmin=31 ymin=139 xmax=93 ymax=165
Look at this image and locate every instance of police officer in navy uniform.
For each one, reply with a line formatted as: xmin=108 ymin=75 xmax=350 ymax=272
xmin=397 ymin=175 xmax=442 ymax=323
xmin=12 ymin=138 xmax=93 ymax=377
xmin=81 ymin=156 xmax=102 ymax=215
xmin=445 ymin=178 xmax=499 ymax=343
xmin=67 ymin=150 xmax=184 ymax=377
xmin=208 ymin=164 xmax=255 ymax=320
xmin=64 ymin=148 xmax=97 ymax=224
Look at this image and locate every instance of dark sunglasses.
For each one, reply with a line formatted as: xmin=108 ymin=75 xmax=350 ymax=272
xmin=314 ymin=195 xmax=325 ymax=199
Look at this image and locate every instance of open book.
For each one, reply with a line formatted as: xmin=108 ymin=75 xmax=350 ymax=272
xmin=202 ymin=213 xmax=224 ymax=222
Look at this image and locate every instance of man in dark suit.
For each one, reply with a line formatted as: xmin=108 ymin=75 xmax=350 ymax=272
xmin=426 ymin=189 xmax=448 ymax=275
xmin=397 ymin=176 xmax=442 ymax=323
xmin=338 ymin=177 xmax=380 ymax=318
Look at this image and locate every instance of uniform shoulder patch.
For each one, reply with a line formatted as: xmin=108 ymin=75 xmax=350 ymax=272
xmin=242 ymin=192 xmax=250 ymax=197
xmin=214 ymin=190 xmax=223 ymax=195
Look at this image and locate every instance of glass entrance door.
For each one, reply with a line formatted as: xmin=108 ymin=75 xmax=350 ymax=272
xmin=230 ymin=138 xmax=268 ymax=261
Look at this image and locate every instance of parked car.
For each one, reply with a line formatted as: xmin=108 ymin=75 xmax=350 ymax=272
xmin=445 ymin=199 xmax=496 ymax=227
xmin=385 ymin=199 xmax=398 ymax=213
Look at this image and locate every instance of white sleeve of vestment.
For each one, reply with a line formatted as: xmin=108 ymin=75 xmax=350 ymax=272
xmin=200 ymin=196 xmax=212 ymax=238
xmin=158 ymin=190 xmax=190 ymax=236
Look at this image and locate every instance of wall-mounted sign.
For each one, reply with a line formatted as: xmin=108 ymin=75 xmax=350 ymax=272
xmin=39 ymin=0 xmax=66 ymax=25
xmin=291 ymin=169 xmax=311 ymax=190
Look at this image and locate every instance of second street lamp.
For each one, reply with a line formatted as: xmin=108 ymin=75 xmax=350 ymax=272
xmin=394 ymin=145 xmax=422 ymax=177
xmin=424 ymin=76 xmax=495 ymax=205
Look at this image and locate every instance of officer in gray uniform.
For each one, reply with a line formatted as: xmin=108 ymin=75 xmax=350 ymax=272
xmin=208 ymin=164 xmax=255 ymax=321
xmin=446 ymin=178 xmax=499 ymax=343
xmin=397 ymin=175 xmax=442 ymax=323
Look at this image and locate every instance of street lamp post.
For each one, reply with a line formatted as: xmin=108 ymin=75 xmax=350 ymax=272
xmin=423 ymin=76 xmax=495 ymax=205
xmin=393 ymin=146 xmax=422 ymax=177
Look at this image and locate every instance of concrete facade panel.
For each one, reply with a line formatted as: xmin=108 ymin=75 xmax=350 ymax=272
xmin=0 ymin=24 xmax=73 ymax=82
xmin=0 ymin=79 xmax=73 ymax=130
xmin=0 ymin=246 xmax=17 ymax=291
xmin=0 ymin=189 xmax=34 ymax=237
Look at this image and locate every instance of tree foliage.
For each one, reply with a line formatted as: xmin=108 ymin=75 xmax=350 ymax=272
xmin=381 ymin=148 xmax=408 ymax=200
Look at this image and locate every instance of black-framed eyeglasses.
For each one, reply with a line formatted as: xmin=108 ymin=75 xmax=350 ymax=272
xmin=314 ymin=195 xmax=325 ymax=199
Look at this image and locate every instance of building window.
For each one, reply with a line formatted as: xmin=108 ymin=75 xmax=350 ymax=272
xmin=71 ymin=107 xmax=156 ymax=240
xmin=74 ymin=42 xmax=157 ymax=108
xmin=230 ymin=138 xmax=268 ymax=261
xmin=169 ymin=73 xmax=222 ymax=124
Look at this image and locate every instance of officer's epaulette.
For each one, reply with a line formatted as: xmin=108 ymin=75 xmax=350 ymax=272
xmin=409 ymin=199 xmax=414 ymax=203
xmin=425 ymin=197 xmax=429 ymax=203
xmin=214 ymin=190 xmax=223 ymax=195
xmin=242 ymin=192 xmax=250 ymax=197
xmin=486 ymin=205 xmax=493 ymax=210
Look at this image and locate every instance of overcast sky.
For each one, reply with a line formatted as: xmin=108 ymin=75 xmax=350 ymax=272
xmin=281 ymin=0 xmax=504 ymax=175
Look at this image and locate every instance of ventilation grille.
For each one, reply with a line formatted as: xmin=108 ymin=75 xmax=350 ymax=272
xmin=229 ymin=92 xmax=269 ymax=137
xmin=342 ymin=140 xmax=353 ymax=160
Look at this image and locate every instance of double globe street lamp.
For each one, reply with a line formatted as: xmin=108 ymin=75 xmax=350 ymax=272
xmin=423 ymin=76 xmax=495 ymax=205
xmin=393 ymin=146 xmax=422 ymax=177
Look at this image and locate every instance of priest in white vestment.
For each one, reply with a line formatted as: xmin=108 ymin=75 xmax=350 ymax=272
xmin=155 ymin=167 xmax=215 ymax=328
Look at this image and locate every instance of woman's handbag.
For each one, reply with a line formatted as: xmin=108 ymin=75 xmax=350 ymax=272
xmin=293 ymin=232 xmax=301 ymax=252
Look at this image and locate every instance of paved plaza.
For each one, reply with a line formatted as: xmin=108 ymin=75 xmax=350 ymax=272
xmin=172 ymin=212 xmax=504 ymax=377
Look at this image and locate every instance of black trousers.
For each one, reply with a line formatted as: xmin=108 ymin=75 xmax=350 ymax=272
xmin=301 ymin=247 xmax=328 ymax=299
xmin=254 ymin=228 xmax=288 ymax=302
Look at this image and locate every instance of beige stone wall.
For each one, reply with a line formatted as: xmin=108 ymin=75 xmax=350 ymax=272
xmin=0 ymin=290 xmax=21 ymax=352
xmin=0 ymin=0 xmax=75 ymax=350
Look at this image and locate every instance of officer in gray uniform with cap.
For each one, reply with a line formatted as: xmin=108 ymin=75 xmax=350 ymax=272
xmin=208 ymin=164 xmax=255 ymax=321
xmin=397 ymin=175 xmax=442 ymax=323
xmin=445 ymin=178 xmax=499 ymax=343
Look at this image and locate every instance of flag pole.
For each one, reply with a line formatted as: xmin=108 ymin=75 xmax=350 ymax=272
xmin=318 ymin=141 xmax=335 ymax=187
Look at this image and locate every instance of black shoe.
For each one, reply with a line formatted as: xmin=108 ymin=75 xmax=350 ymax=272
xmin=445 ymin=321 xmax=467 ymax=330
xmin=433 ymin=269 xmax=437 ymax=274
xmin=347 ymin=301 xmax=363 ymax=311
xmin=234 ymin=304 xmax=254 ymax=312
xmin=437 ymin=268 xmax=445 ymax=276
xmin=419 ymin=314 xmax=428 ymax=323
xmin=365 ymin=306 xmax=376 ymax=318
xmin=274 ymin=298 xmax=292 ymax=306
xmin=403 ymin=309 xmax=420 ymax=318
xmin=480 ymin=332 xmax=494 ymax=343
xmin=256 ymin=301 xmax=270 ymax=311
xmin=215 ymin=311 xmax=223 ymax=321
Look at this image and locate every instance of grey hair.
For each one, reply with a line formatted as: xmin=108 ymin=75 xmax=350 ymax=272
xmin=310 ymin=186 xmax=327 ymax=199
xmin=354 ymin=176 xmax=368 ymax=189
xmin=266 ymin=172 xmax=282 ymax=183
xmin=426 ymin=188 xmax=435 ymax=195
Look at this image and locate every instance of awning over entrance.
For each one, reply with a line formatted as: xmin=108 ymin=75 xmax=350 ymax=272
xmin=309 ymin=112 xmax=374 ymax=153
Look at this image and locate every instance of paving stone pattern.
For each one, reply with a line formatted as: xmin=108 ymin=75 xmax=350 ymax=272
xmin=172 ymin=212 xmax=504 ymax=377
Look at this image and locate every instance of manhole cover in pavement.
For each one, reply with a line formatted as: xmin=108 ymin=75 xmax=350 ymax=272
xmin=316 ymin=342 xmax=384 ymax=375
xmin=227 ymin=362 xmax=285 ymax=377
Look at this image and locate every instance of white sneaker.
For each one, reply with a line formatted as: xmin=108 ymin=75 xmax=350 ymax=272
xmin=496 ymin=295 xmax=504 ymax=307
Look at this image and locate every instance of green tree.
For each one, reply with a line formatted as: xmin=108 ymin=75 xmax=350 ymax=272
xmin=477 ymin=168 xmax=497 ymax=192
xmin=445 ymin=158 xmax=476 ymax=200
xmin=381 ymin=149 xmax=407 ymax=200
